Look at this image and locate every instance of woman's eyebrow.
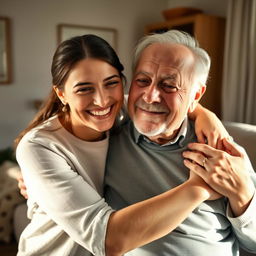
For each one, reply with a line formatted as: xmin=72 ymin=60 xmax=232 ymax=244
xmin=73 ymin=74 xmax=120 ymax=87
xmin=103 ymin=74 xmax=120 ymax=81
xmin=73 ymin=82 xmax=92 ymax=88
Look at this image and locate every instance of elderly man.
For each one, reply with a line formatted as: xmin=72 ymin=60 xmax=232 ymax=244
xmin=105 ymin=30 xmax=256 ymax=255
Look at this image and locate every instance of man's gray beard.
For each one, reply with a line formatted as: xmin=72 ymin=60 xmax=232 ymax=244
xmin=133 ymin=120 xmax=167 ymax=138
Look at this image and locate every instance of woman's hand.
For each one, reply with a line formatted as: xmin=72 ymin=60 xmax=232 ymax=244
xmin=189 ymin=104 xmax=230 ymax=148
xmin=183 ymin=138 xmax=255 ymax=216
xmin=17 ymin=172 xmax=28 ymax=199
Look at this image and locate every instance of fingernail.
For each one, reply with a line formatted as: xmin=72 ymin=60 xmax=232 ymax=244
xmin=184 ymin=159 xmax=189 ymax=164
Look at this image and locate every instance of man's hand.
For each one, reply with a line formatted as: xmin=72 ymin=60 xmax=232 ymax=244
xmin=183 ymin=138 xmax=255 ymax=216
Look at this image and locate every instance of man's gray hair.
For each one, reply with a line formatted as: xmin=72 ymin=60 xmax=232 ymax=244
xmin=133 ymin=30 xmax=211 ymax=85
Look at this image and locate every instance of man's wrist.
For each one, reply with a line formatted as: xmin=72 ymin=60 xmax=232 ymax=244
xmin=229 ymin=187 xmax=255 ymax=216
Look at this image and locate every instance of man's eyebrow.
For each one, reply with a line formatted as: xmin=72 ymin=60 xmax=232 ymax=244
xmin=162 ymin=74 xmax=177 ymax=80
xmin=134 ymin=71 xmax=152 ymax=77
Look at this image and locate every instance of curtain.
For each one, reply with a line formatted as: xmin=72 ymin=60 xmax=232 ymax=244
xmin=222 ymin=0 xmax=256 ymax=124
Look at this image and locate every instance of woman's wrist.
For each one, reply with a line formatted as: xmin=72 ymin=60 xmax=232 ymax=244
xmin=183 ymin=180 xmax=210 ymax=201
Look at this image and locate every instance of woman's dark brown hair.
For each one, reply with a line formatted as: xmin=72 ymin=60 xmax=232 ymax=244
xmin=15 ymin=34 xmax=125 ymax=147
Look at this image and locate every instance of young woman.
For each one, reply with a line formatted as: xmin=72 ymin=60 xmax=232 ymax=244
xmin=15 ymin=34 xmax=226 ymax=256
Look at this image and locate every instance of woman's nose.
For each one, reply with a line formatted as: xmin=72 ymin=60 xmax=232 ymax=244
xmin=93 ymin=89 xmax=110 ymax=107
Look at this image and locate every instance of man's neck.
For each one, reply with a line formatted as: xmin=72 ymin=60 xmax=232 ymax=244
xmin=147 ymin=129 xmax=180 ymax=145
xmin=143 ymin=117 xmax=188 ymax=146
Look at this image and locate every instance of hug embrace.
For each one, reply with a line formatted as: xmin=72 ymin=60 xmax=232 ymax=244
xmin=15 ymin=30 xmax=256 ymax=256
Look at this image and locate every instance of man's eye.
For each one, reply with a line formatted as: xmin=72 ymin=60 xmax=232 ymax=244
xmin=160 ymin=83 xmax=178 ymax=93
xmin=136 ymin=78 xmax=150 ymax=87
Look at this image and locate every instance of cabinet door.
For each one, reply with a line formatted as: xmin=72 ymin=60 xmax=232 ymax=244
xmin=193 ymin=15 xmax=225 ymax=117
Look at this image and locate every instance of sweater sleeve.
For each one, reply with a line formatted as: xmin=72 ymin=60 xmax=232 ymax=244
xmin=226 ymin=153 xmax=256 ymax=253
xmin=16 ymin=136 xmax=113 ymax=256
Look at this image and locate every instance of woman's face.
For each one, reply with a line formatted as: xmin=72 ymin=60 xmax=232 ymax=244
xmin=55 ymin=58 xmax=124 ymax=141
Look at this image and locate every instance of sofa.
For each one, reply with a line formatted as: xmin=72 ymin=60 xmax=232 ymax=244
xmin=0 ymin=148 xmax=26 ymax=256
xmin=0 ymin=121 xmax=255 ymax=256
xmin=224 ymin=121 xmax=256 ymax=170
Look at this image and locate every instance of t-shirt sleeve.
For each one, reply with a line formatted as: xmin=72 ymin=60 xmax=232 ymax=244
xmin=226 ymin=149 xmax=256 ymax=253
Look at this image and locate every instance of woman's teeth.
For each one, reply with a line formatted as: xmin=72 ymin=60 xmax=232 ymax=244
xmin=89 ymin=107 xmax=111 ymax=116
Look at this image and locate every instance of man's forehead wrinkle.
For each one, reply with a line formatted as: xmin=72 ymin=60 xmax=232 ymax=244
xmin=136 ymin=43 xmax=196 ymax=86
xmin=137 ymin=63 xmax=180 ymax=79
xmin=149 ymin=49 xmax=194 ymax=73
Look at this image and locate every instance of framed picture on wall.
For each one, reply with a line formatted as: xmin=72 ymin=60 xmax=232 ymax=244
xmin=57 ymin=24 xmax=117 ymax=51
xmin=0 ymin=17 xmax=12 ymax=84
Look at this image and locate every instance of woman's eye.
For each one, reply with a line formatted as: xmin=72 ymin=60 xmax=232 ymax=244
xmin=105 ymin=80 xmax=119 ymax=87
xmin=76 ymin=87 xmax=93 ymax=93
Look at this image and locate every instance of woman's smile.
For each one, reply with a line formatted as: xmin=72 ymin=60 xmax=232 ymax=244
xmin=86 ymin=105 xmax=113 ymax=119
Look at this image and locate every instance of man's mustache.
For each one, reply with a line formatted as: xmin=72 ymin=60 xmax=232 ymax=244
xmin=136 ymin=99 xmax=169 ymax=113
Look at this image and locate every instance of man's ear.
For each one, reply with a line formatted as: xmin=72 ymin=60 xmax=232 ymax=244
xmin=53 ymin=86 xmax=66 ymax=105
xmin=188 ymin=84 xmax=206 ymax=113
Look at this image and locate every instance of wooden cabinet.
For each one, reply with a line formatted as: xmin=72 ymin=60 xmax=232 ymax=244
xmin=145 ymin=14 xmax=226 ymax=117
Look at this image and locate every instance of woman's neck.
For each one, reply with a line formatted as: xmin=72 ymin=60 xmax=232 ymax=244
xmin=58 ymin=114 xmax=106 ymax=142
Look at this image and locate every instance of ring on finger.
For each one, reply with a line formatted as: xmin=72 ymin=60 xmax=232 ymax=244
xmin=202 ymin=157 xmax=207 ymax=168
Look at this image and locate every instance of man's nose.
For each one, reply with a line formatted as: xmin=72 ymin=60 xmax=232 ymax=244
xmin=142 ymin=84 xmax=161 ymax=104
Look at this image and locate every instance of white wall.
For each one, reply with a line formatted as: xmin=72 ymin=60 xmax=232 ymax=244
xmin=0 ymin=0 xmax=168 ymax=149
xmin=167 ymin=0 xmax=228 ymax=17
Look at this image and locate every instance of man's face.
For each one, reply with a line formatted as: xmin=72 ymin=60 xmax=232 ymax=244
xmin=128 ymin=43 xmax=200 ymax=143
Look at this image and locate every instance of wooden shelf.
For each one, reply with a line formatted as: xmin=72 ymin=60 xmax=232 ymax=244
xmin=145 ymin=14 xmax=226 ymax=117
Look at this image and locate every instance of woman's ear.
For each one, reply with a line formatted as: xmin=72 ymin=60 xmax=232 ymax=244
xmin=53 ymin=86 xmax=66 ymax=105
xmin=188 ymin=84 xmax=206 ymax=113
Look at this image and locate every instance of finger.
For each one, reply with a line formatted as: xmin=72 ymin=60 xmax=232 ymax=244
xmin=20 ymin=185 xmax=27 ymax=190
xmin=196 ymin=131 xmax=206 ymax=144
xmin=183 ymin=151 xmax=206 ymax=167
xmin=18 ymin=181 xmax=22 ymax=189
xmin=206 ymin=133 xmax=218 ymax=149
xmin=18 ymin=180 xmax=26 ymax=189
xmin=20 ymin=188 xmax=28 ymax=198
xmin=20 ymin=190 xmax=28 ymax=199
xmin=222 ymin=138 xmax=243 ymax=157
xmin=187 ymin=143 xmax=218 ymax=158
xmin=17 ymin=177 xmax=23 ymax=183
xmin=183 ymin=159 xmax=207 ymax=179
xmin=217 ymin=138 xmax=224 ymax=151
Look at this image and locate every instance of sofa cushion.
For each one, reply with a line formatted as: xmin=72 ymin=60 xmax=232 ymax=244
xmin=0 ymin=161 xmax=25 ymax=243
xmin=223 ymin=121 xmax=256 ymax=170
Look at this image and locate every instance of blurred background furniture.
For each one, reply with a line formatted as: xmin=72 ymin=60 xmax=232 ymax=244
xmin=224 ymin=121 xmax=256 ymax=170
xmin=0 ymin=148 xmax=25 ymax=256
